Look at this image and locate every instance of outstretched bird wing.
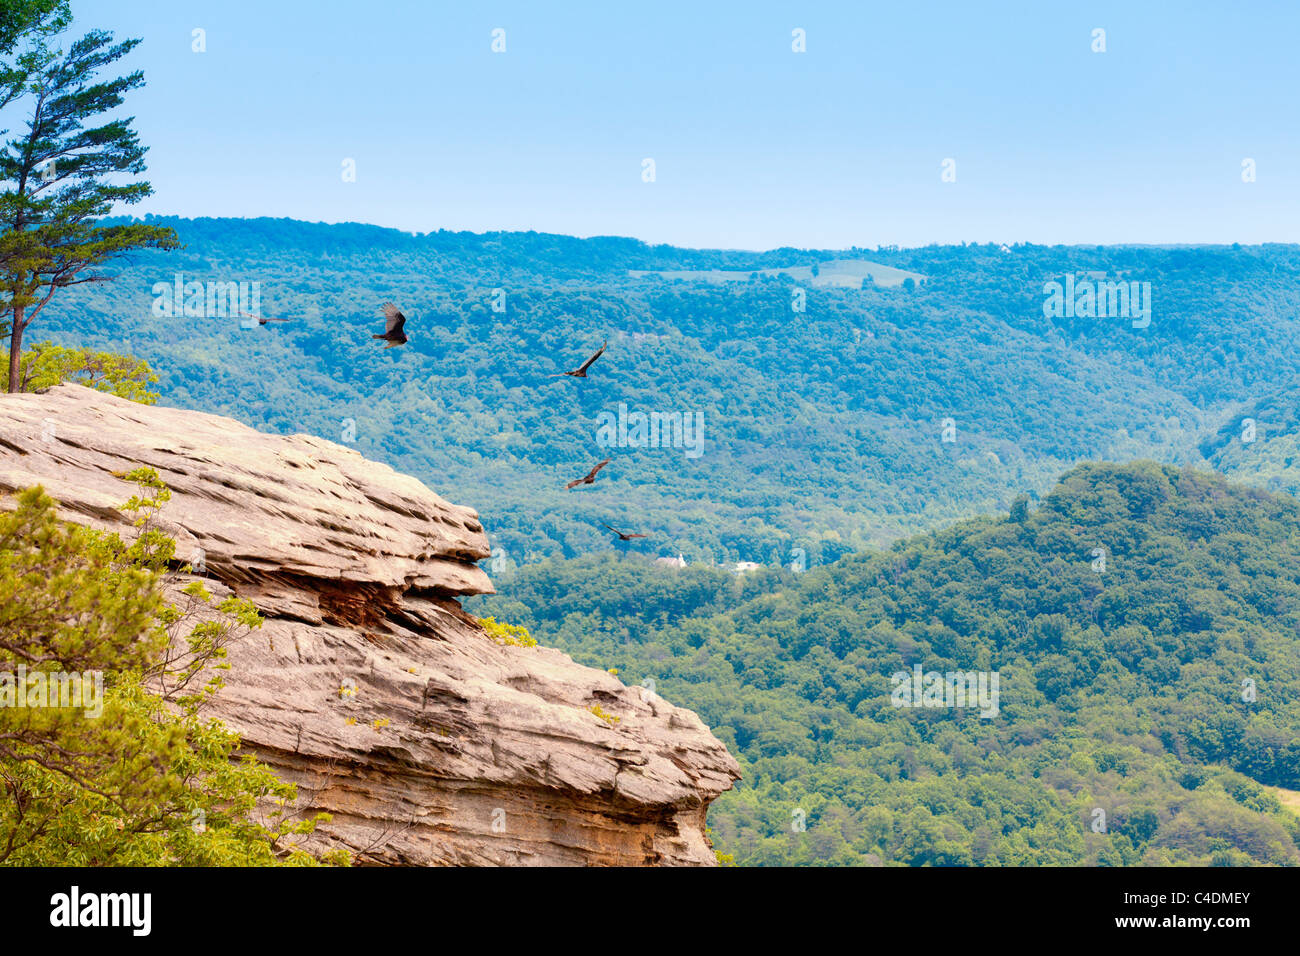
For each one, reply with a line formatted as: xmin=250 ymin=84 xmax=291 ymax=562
xmin=566 ymin=458 xmax=612 ymax=490
xmin=381 ymin=302 xmax=407 ymax=335
xmin=574 ymin=340 xmax=608 ymax=374
xmin=603 ymin=523 xmax=646 ymax=540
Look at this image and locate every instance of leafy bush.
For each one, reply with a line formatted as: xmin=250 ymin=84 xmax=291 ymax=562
xmin=0 ymin=470 xmax=347 ymax=865
xmin=0 ymin=341 xmax=158 ymax=403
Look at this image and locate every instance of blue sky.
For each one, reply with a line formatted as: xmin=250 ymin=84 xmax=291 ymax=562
xmin=78 ymin=0 xmax=1300 ymax=249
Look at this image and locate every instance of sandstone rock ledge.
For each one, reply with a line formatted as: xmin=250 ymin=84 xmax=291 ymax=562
xmin=0 ymin=386 xmax=740 ymax=866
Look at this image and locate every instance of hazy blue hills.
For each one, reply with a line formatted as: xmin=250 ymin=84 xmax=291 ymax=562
xmin=33 ymin=217 xmax=1300 ymax=865
xmin=35 ymin=217 xmax=1300 ymax=565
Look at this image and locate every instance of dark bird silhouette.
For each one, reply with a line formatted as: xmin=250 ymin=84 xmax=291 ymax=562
xmin=373 ymin=302 xmax=408 ymax=347
xmin=565 ymin=458 xmax=611 ymax=490
xmin=602 ymin=523 xmax=646 ymax=541
xmin=239 ymin=311 xmax=289 ymax=326
xmin=552 ymin=340 xmax=607 ymax=377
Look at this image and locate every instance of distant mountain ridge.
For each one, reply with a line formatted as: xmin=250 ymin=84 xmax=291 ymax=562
xmin=33 ymin=217 xmax=1300 ymax=565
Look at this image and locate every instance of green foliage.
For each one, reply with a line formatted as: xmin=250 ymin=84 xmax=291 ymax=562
xmin=478 ymin=616 xmax=537 ymax=648
xmin=708 ymin=825 xmax=735 ymax=866
xmin=0 ymin=339 xmax=158 ymax=401
xmin=1200 ymin=376 xmax=1300 ymax=496
xmin=0 ymin=1 xmax=68 ymax=55
xmin=0 ymin=470 xmax=345 ymax=865
xmin=0 ymin=8 xmax=178 ymax=390
xmin=31 ymin=222 xmax=1300 ymax=566
xmin=472 ymin=462 xmax=1300 ymax=866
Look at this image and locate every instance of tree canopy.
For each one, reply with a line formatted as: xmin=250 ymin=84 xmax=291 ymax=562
xmin=472 ymin=461 xmax=1300 ymax=865
xmin=0 ymin=471 xmax=346 ymax=865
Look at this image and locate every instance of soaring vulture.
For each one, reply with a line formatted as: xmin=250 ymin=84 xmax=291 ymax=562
xmin=602 ymin=523 xmax=646 ymax=541
xmin=239 ymin=311 xmax=289 ymax=326
xmin=565 ymin=458 xmax=612 ymax=490
xmin=373 ymin=302 xmax=408 ymax=347
xmin=553 ymin=340 xmax=607 ymax=377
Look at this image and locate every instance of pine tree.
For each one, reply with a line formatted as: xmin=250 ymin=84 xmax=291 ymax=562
xmin=0 ymin=474 xmax=347 ymax=865
xmin=0 ymin=2 xmax=69 ymax=365
xmin=0 ymin=16 xmax=177 ymax=392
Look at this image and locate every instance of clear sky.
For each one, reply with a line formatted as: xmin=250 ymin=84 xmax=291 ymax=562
xmin=76 ymin=0 xmax=1300 ymax=249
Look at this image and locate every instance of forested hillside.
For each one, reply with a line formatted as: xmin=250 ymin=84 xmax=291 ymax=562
xmin=470 ymin=462 xmax=1300 ymax=865
xmin=32 ymin=218 xmax=1300 ymax=565
xmin=1201 ymin=377 xmax=1300 ymax=497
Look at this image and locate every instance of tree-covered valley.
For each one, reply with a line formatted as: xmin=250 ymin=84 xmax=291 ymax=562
xmin=21 ymin=217 xmax=1300 ymax=867
xmin=33 ymin=218 xmax=1300 ymax=565
xmin=4 ymin=0 xmax=1300 ymax=902
xmin=470 ymin=461 xmax=1300 ymax=865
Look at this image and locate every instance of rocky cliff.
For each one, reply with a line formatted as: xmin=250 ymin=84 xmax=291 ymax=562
xmin=0 ymin=385 xmax=739 ymax=865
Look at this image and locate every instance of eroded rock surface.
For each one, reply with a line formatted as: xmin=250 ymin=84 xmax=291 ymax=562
xmin=0 ymin=386 xmax=739 ymax=865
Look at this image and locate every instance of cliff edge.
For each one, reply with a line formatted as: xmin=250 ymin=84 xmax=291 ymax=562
xmin=0 ymin=385 xmax=740 ymax=865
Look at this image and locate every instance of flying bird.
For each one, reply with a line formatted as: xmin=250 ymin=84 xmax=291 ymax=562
xmin=565 ymin=458 xmax=611 ymax=490
xmin=553 ymin=340 xmax=607 ymax=378
xmin=373 ymin=302 xmax=408 ymax=348
xmin=602 ymin=523 xmax=646 ymax=541
xmin=239 ymin=311 xmax=289 ymax=326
